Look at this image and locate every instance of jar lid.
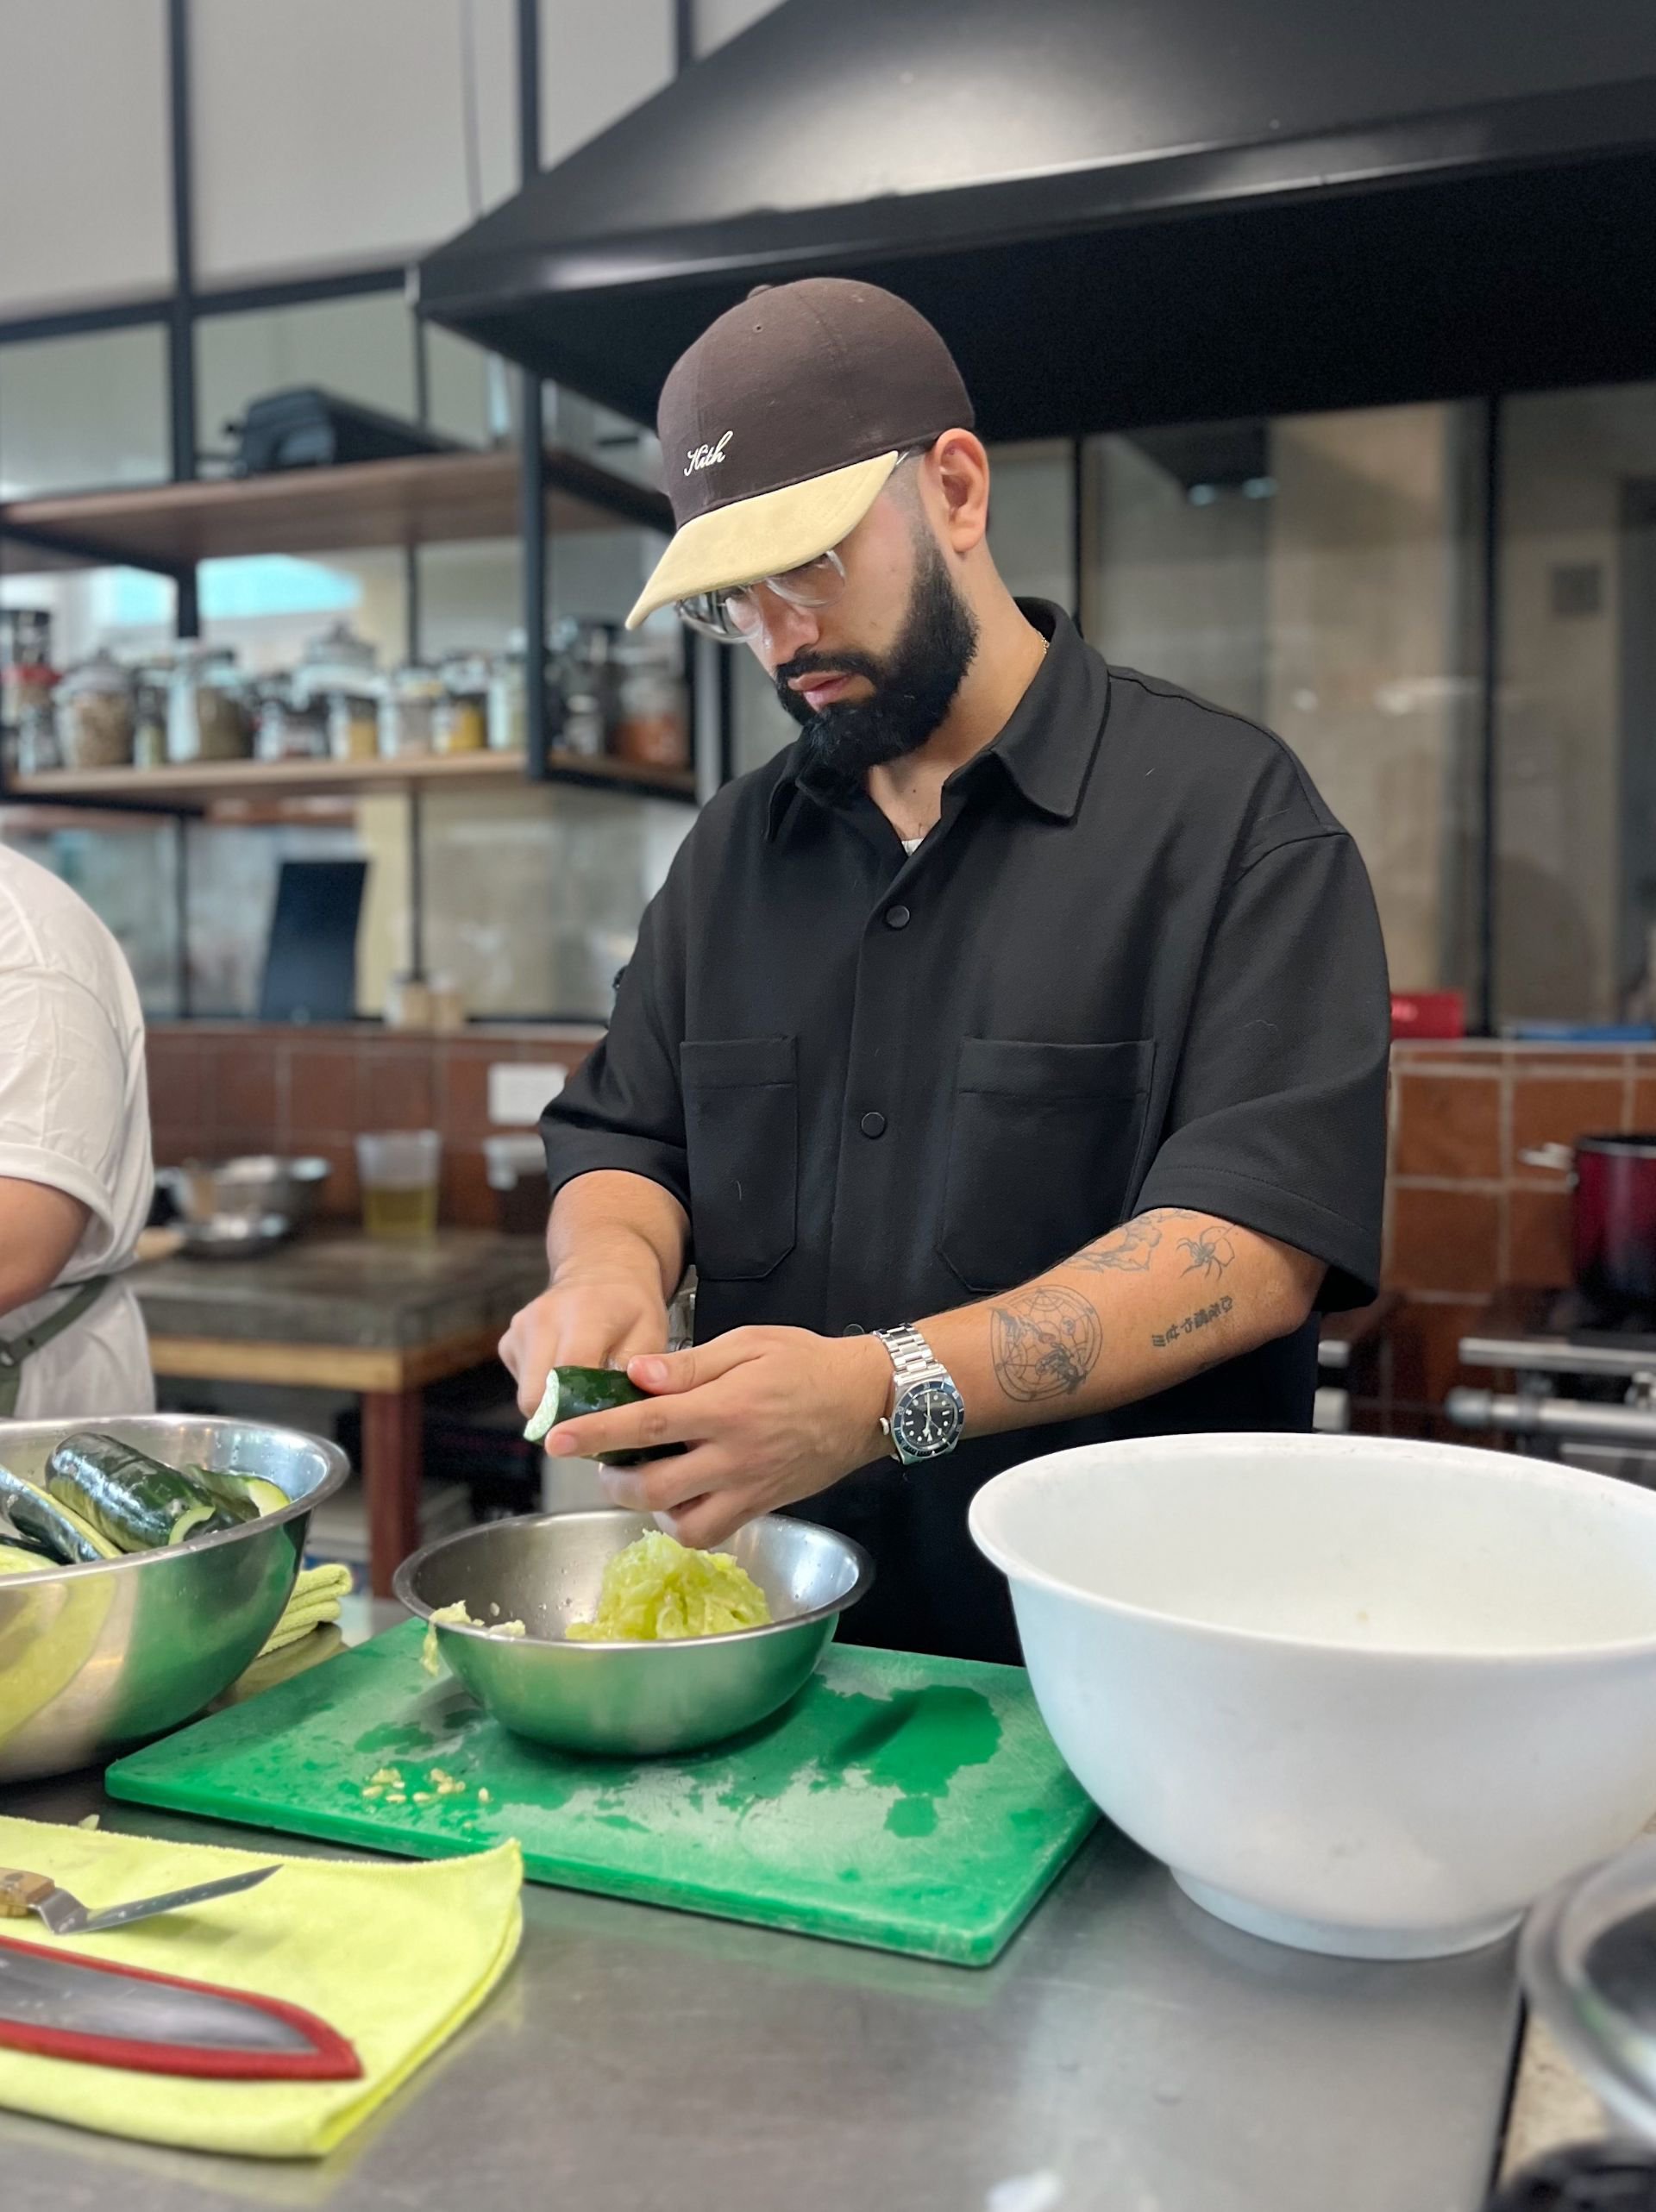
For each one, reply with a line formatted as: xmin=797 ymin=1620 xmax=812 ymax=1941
xmin=389 ymin=662 xmax=443 ymax=700
xmin=301 ymin=619 xmax=378 ymax=674
xmin=57 ymin=649 xmax=134 ymax=699
xmin=441 ymin=652 xmax=491 ymax=692
xmin=1522 ymin=1837 xmax=1656 ymax=2141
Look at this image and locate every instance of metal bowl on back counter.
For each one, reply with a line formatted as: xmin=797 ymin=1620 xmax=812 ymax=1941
xmin=395 ymin=1510 xmax=873 ymax=1757
xmin=0 ymin=1415 xmax=348 ymax=1783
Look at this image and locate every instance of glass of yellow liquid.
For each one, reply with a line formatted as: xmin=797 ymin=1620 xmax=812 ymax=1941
xmin=355 ymin=1130 xmax=441 ymax=1239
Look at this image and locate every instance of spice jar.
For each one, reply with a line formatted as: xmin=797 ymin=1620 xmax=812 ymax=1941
xmin=0 ymin=610 xmax=53 ymax=731
xmin=56 ymin=649 xmax=135 ymax=770
xmin=254 ymin=680 xmax=329 ymax=762
xmin=167 ymin=646 xmax=252 ymax=763
xmin=379 ymin=663 xmax=442 ymax=758
xmin=132 ymin=663 xmax=170 ymax=769
xmin=292 ymin=620 xmax=381 ymax=762
xmin=434 ymin=653 xmax=489 ymax=755
xmin=486 ymin=637 xmax=526 ymax=754
xmin=611 ymin=647 xmax=690 ymax=769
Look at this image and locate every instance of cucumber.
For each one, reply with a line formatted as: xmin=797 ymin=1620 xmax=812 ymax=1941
xmin=0 ymin=1463 xmax=118 ymax=1563
xmin=185 ymin=1465 xmax=289 ymax=1522
xmin=523 ymin=1365 xmax=687 ymax=1469
xmin=44 ymin=1433 xmax=238 ymax=1554
xmin=0 ymin=1541 xmax=54 ymax=1576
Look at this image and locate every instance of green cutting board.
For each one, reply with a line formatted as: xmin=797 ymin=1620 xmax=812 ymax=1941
xmin=106 ymin=1621 xmax=1097 ymax=1966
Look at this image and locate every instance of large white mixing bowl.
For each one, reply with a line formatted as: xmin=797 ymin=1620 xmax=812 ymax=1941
xmin=969 ymin=1432 xmax=1656 ymax=1959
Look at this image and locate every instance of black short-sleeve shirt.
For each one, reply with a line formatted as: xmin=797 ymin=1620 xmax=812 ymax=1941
xmin=542 ymin=601 xmax=1391 ymax=1662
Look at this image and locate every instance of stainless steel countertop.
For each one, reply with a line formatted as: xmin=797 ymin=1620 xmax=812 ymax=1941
xmin=0 ymin=1768 xmax=1521 ymax=2212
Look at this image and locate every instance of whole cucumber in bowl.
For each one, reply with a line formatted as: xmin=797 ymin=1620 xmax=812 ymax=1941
xmin=45 ymin=1433 xmax=237 ymax=1551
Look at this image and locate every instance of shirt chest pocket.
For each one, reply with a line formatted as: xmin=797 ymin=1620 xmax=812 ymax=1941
xmin=938 ymin=1037 xmax=1157 ymax=1294
xmin=680 ymin=1036 xmax=799 ymax=1281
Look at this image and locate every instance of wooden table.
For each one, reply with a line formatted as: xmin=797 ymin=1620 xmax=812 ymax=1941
xmin=135 ymin=1231 xmax=549 ymax=1596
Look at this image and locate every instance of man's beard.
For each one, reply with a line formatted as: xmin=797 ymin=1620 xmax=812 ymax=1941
xmin=775 ymin=535 xmax=980 ymax=801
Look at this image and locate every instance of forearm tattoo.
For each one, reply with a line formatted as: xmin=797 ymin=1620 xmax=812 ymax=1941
xmin=1150 ymin=1295 xmax=1235 ymax=1350
xmin=990 ymin=1286 xmax=1104 ymax=1401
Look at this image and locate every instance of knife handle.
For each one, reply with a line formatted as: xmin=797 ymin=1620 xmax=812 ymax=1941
xmin=0 ymin=1870 xmax=54 ymax=1918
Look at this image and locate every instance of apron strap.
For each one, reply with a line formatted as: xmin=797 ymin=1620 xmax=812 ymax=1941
xmin=0 ymin=1277 xmax=114 ymax=1419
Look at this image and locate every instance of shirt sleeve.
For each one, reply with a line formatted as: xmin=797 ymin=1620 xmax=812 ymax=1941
xmin=0 ymin=966 xmax=131 ymax=1264
xmin=1134 ymin=830 xmax=1390 ymax=1310
xmin=539 ymin=878 xmax=690 ymax=1214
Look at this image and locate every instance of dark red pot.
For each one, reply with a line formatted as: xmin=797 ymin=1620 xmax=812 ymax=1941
xmin=1573 ymin=1134 xmax=1656 ymax=1313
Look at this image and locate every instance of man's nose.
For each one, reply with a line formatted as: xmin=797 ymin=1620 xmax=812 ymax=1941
xmin=750 ymin=589 xmax=822 ymax=667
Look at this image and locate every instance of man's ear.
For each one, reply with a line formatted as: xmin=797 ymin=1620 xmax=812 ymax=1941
xmin=928 ymin=429 xmax=990 ymax=555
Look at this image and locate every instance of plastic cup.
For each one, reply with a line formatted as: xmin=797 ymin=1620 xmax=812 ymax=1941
xmin=355 ymin=1130 xmax=441 ymax=1239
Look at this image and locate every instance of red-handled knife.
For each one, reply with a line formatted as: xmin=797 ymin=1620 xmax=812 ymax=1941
xmin=0 ymin=1932 xmax=361 ymax=2080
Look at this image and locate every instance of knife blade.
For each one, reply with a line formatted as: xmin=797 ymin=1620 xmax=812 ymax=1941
xmin=0 ymin=1933 xmax=361 ymax=2079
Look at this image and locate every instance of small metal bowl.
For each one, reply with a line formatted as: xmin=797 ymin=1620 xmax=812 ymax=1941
xmin=0 ymin=1414 xmax=349 ymax=1783
xmin=394 ymin=1510 xmax=874 ymax=1757
xmin=179 ymin=1211 xmax=293 ymax=1261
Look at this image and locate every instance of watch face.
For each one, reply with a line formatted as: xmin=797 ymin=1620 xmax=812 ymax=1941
xmin=893 ymin=1379 xmax=963 ymax=1459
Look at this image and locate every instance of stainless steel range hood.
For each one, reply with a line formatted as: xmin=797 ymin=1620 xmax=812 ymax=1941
xmin=416 ymin=0 xmax=1656 ymax=439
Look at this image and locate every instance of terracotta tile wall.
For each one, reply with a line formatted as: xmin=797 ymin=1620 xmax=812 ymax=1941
xmin=147 ymin=1025 xmax=1652 ymax=1426
xmin=1375 ymin=1039 xmax=1656 ymax=1433
xmin=145 ymin=1022 xmax=599 ymax=1230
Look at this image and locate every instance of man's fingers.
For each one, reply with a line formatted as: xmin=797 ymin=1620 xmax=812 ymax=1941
xmin=599 ymin=1445 xmax=725 ymax=1517
xmin=666 ymin=1488 xmax=751 ymax=1551
xmin=547 ymin=1379 xmax=733 ymax=1462
xmin=626 ymin=1332 xmax=760 ymax=1397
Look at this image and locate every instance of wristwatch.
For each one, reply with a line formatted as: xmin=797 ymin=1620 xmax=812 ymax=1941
xmin=875 ymin=1325 xmax=966 ymax=1466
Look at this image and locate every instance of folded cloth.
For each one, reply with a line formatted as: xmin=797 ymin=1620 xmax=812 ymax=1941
xmin=216 ymin=1621 xmax=344 ymax=1708
xmin=0 ymin=1814 xmax=522 ymax=2159
xmin=260 ymin=1563 xmax=353 ymax=1657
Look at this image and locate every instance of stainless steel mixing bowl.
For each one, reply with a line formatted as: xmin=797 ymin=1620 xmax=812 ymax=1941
xmin=0 ymin=1414 xmax=349 ymax=1782
xmin=394 ymin=1510 xmax=874 ymax=1757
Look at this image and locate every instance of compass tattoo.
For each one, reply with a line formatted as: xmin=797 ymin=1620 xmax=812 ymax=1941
xmin=990 ymin=1286 xmax=1104 ymax=1401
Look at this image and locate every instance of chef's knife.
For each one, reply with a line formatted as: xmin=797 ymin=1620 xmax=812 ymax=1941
xmin=0 ymin=1932 xmax=361 ymax=2079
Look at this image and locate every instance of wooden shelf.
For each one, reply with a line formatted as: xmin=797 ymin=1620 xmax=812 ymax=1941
xmin=0 ymin=447 xmax=671 ymax=575
xmin=7 ymin=749 xmax=698 ymax=808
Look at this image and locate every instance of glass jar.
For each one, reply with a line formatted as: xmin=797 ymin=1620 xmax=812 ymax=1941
xmin=168 ymin=646 xmax=252 ymax=763
xmin=133 ymin=662 xmax=171 ymax=769
xmin=16 ymin=701 xmax=60 ymax=774
xmin=379 ymin=663 xmax=442 ymax=758
xmin=434 ymin=653 xmax=489 ymax=755
xmin=486 ymin=644 xmax=526 ymax=754
xmin=292 ymin=620 xmax=381 ymax=761
xmin=612 ymin=649 xmax=690 ymax=769
xmin=254 ymin=680 xmax=329 ymax=762
xmin=56 ymin=649 xmax=135 ymax=770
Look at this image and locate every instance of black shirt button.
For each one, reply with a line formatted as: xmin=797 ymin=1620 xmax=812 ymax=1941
xmin=859 ymin=1111 xmax=888 ymax=1139
xmin=885 ymin=905 xmax=911 ymax=931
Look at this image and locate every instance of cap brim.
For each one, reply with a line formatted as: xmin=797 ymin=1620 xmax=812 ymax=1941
xmin=625 ymin=451 xmax=900 ymax=630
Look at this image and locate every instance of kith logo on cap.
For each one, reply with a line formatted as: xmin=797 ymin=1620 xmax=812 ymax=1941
xmin=685 ymin=431 xmax=733 ymax=477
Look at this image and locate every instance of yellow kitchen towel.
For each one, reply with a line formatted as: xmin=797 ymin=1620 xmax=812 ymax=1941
xmin=0 ymin=1814 xmax=522 ymax=2159
xmin=259 ymin=1563 xmax=353 ymax=1656
xmin=216 ymin=1622 xmax=345 ymax=1708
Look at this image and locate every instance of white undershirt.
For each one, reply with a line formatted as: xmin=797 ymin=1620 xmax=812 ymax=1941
xmin=0 ymin=847 xmax=155 ymax=1419
xmin=900 ymin=837 xmax=922 ymax=855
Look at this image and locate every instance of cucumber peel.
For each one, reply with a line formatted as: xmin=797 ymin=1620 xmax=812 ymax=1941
xmin=0 ymin=1465 xmax=119 ymax=1563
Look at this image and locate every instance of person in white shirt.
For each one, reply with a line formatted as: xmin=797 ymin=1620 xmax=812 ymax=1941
xmin=0 ymin=844 xmax=154 ymax=1419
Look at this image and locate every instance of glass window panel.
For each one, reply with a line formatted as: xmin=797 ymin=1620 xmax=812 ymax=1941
xmin=1496 ymin=383 xmax=1656 ymax=1025
xmin=0 ymin=326 xmax=169 ymax=498
xmin=191 ymin=0 xmax=516 ymax=283
xmin=195 ymin=295 xmax=417 ymax=466
xmin=0 ymin=0 xmax=170 ymax=317
xmin=0 ymin=822 xmax=180 ymax=1018
xmin=1085 ymin=404 xmax=1484 ymax=999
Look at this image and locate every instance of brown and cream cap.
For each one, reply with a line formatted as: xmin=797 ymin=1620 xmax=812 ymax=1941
xmin=626 ymin=277 xmax=974 ymax=630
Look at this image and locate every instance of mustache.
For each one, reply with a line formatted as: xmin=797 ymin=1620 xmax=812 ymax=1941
xmin=774 ymin=650 xmax=884 ymax=692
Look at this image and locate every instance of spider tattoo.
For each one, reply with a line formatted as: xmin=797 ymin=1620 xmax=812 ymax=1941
xmin=1178 ymin=1227 xmax=1236 ymax=1280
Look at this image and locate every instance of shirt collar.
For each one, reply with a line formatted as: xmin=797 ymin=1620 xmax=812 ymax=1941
xmin=764 ymin=599 xmax=1107 ymax=842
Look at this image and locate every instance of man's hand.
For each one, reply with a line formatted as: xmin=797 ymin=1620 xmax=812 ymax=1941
xmin=541 ymin=1327 xmax=894 ymax=1548
xmin=499 ymin=1270 xmax=670 ymax=1420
